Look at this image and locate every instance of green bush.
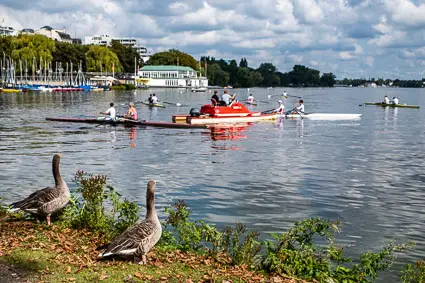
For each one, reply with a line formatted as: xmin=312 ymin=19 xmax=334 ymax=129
xmin=60 ymin=170 xmax=139 ymax=240
xmin=111 ymin=84 xmax=136 ymax=90
xmin=402 ymin=259 xmax=425 ymax=283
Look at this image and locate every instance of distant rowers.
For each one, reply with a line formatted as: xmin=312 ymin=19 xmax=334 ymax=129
xmin=124 ymin=102 xmax=138 ymax=120
xmin=247 ymin=94 xmax=254 ymax=104
xmin=273 ymin=100 xmax=285 ymax=114
xmin=103 ymin=102 xmax=116 ymax=120
xmin=392 ymin=96 xmax=399 ymax=104
xmin=383 ymin=95 xmax=390 ymax=104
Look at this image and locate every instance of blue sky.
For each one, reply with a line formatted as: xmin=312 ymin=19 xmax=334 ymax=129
xmin=1 ymin=0 xmax=425 ymax=79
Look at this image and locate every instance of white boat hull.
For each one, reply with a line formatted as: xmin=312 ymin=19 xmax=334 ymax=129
xmin=285 ymin=113 xmax=361 ymax=120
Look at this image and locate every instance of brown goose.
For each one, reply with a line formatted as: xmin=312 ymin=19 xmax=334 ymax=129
xmin=98 ymin=180 xmax=162 ymax=264
xmin=10 ymin=154 xmax=70 ymax=225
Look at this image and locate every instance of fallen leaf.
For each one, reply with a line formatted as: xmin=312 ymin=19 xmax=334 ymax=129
xmin=65 ymin=266 xmax=71 ymax=274
xmin=67 ymin=278 xmax=76 ymax=282
xmin=99 ymin=273 xmax=109 ymax=281
xmin=160 ymin=276 xmax=168 ymax=280
xmin=134 ymin=272 xmax=143 ymax=279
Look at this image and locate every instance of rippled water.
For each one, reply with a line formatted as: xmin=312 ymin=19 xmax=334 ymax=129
xmin=1 ymin=87 xmax=425 ymax=281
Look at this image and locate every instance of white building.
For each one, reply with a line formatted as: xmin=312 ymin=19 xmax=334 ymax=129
xmin=35 ymin=26 xmax=72 ymax=43
xmin=0 ymin=25 xmax=18 ymax=36
xmin=84 ymin=34 xmax=151 ymax=62
xmin=137 ymin=65 xmax=208 ymax=88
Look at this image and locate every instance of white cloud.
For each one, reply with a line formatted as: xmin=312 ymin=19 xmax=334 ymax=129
xmin=385 ymin=0 xmax=425 ymax=28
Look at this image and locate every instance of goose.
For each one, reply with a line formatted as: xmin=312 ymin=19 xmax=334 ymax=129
xmin=98 ymin=180 xmax=162 ymax=264
xmin=10 ymin=153 xmax=70 ymax=225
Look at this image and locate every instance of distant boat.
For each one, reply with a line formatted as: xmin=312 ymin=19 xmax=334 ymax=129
xmin=191 ymin=87 xmax=207 ymax=92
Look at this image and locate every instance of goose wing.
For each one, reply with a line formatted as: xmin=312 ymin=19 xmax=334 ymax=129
xmin=100 ymin=219 xmax=158 ymax=257
xmin=11 ymin=187 xmax=63 ymax=211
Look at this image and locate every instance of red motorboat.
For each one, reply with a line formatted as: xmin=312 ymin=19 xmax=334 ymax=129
xmin=172 ymin=102 xmax=278 ymax=125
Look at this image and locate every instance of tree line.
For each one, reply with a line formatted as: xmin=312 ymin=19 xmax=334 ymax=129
xmin=338 ymin=78 xmax=425 ymax=88
xmin=0 ymin=35 xmax=140 ymax=73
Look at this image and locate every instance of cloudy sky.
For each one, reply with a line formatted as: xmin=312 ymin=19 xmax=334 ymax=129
xmin=1 ymin=0 xmax=425 ymax=79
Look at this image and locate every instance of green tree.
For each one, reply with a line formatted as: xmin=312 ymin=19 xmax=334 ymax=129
xmin=235 ymin=67 xmax=263 ymax=88
xmin=52 ymin=42 xmax=89 ymax=71
xmin=11 ymin=34 xmax=56 ymax=64
xmin=206 ymin=63 xmax=229 ymax=86
xmin=85 ymin=45 xmax=122 ymax=72
xmin=257 ymin=63 xmax=279 ymax=86
xmin=0 ymin=36 xmax=14 ymax=58
xmin=110 ymin=40 xmax=140 ymax=73
xmin=320 ymin=72 xmax=336 ymax=87
xmin=147 ymin=49 xmax=199 ymax=71
xmin=239 ymin=58 xmax=248 ymax=68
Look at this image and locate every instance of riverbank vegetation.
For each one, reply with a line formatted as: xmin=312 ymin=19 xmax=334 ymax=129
xmin=1 ymin=172 xmax=423 ymax=282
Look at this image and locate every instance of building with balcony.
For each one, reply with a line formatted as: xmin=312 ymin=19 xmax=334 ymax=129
xmin=0 ymin=25 xmax=18 ymax=36
xmin=137 ymin=65 xmax=208 ymax=88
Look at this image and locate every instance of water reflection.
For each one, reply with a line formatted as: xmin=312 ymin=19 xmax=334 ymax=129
xmin=129 ymin=127 xmax=137 ymax=148
xmin=208 ymin=124 xmax=249 ymax=141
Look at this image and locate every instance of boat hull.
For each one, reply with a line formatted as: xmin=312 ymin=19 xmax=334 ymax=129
xmin=285 ymin=113 xmax=362 ymax=120
xmin=364 ymin=102 xmax=420 ymax=108
xmin=186 ymin=114 xmax=279 ymax=124
xmin=140 ymin=102 xmax=166 ymax=108
xmin=45 ymin=117 xmax=207 ymax=129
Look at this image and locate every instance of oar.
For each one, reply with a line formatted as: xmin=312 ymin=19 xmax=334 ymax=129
xmin=257 ymin=100 xmax=270 ymax=104
xmin=161 ymin=101 xmax=183 ymax=107
xmin=285 ymin=108 xmax=303 ymax=119
xmin=261 ymin=108 xmax=276 ymax=114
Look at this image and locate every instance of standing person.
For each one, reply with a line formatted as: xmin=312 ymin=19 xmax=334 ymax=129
xmin=211 ymin=90 xmax=220 ymax=106
xmin=124 ymin=102 xmax=138 ymax=120
xmin=392 ymin=96 xmax=399 ymax=104
xmin=273 ymin=100 xmax=285 ymax=114
xmin=247 ymin=93 xmax=254 ymax=104
xmin=103 ymin=102 xmax=116 ymax=120
xmin=221 ymin=90 xmax=232 ymax=106
xmin=151 ymin=93 xmax=158 ymax=104
xmin=383 ymin=95 xmax=390 ymax=104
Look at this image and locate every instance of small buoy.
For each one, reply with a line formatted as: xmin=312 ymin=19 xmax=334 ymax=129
xmin=176 ymin=103 xmax=181 ymax=107
xmin=268 ymin=95 xmax=271 ymax=99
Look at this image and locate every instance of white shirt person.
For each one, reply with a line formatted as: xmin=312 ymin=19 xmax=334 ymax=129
xmin=103 ymin=102 xmax=116 ymax=120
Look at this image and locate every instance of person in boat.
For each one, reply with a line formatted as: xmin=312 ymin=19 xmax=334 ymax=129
xmin=273 ymin=100 xmax=285 ymax=114
xmin=220 ymin=90 xmax=232 ymax=106
xmin=148 ymin=94 xmax=153 ymax=104
xmin=383 ymin=95 xmax=390 ymax=104
xmin=229 ymin=93 xmax=237 ymax=106
xmin=211 ymin=90 xmax=220 ymax=106
xmin=151 ymin=94 xmax=158 ymax=104
xmin=247 ymin=94 xmax=254 ymax=104
xmin=287 ymin=99 xmax=305 ymax=114
xmin=103 ymin=102 xmax=116 ymax=120
xmin=124 ymin=102 xmax=138 ymax=120
xmin=392 ymin=96 xmax=399 ymax=104
xmin=283 ymin=90 xmax=288 ymax=98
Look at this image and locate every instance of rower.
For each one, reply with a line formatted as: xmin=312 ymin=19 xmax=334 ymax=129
xmin=392 ymin=96 xmax=399 ymax=104
xmin=383 ymin=95 xmax=390 ymax=104
xmin=273 ymin=100 xmax=285 ymax=114
xmin=124 ymin=102 xmax=138 ymax=120
xmin=295 ymin=99 xmax=304 ymax=113
xmin=283 ymin=90 xmax=288 ymax=98
xmin=151 ymin=94 xmax=158 ymax=104
xmin=247 ymin=94 xmax=254 ymax=104
xmin=103 ymin=102 xmax=116 ymax=120
xmin=148 ymin=94 xmax=153 ymax=104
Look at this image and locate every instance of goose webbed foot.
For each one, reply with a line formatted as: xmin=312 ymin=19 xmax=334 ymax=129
xmin=134 ymin=255 xmax=147 ymax=265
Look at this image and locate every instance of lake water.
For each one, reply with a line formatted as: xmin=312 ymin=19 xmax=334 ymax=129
xmin=1 ymin=87 xmax=425 ymax=281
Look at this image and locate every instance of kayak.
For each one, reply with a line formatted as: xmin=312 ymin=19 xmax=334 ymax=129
xmin=245 ymin=101 xmax=258 ymax=106
xmin=45 ymin=117 xmax=207 ymax=129
xmin=364 ymin=102 xmax=420 ymax=109
xmin=140 ymin=102 xmax=166 ymax=108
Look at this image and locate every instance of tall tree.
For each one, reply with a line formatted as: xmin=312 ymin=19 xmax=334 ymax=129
xmin=320 ymin=73 xmax=336 ymax=87
xmin=52 ymin=42 xmax=89 ymax=71
xmin=11 ymin=34 xmax=56 ymax=63
xmin=85 ymin=45 xmax=122 ymax=72
xmin=239 ymin=58 xmax=248 ymax=68
xmin=110 ymin=40 xmax=140 ymax=73
xmin=206 ymin=63 xmax=229 ymax=86
xmin=147 ymin=49 xmax=199 ymax=71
